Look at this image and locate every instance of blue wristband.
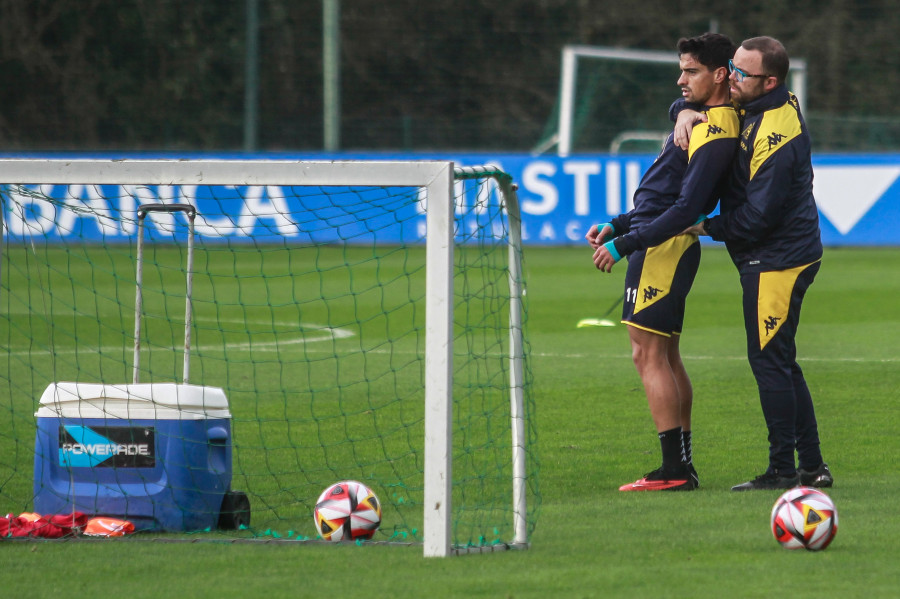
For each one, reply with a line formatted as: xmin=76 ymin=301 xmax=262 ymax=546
xmin=603 ymin=240 xmax=622 ymax=263
xmin=596 ymin=222 xmax=616 ymax=236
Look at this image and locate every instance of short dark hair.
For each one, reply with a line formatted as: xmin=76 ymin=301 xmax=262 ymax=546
xmin=677 ymin=33 xmax=736 ymax=71
xmin=741 ymin=36 xmax=789 ymax=83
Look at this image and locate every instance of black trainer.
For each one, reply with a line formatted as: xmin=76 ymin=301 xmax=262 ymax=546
xmin=731 ymin=470 xmax=800 ymax=492
xmin=688 ymin=463 xmax=700 ymax=488
xmin=799 ymin=463 xmax=833 ymax=488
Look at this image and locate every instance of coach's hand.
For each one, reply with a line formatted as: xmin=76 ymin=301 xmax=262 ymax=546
xmin=674 ymin=109 xmax=706 ymax=150
xmin=682 ymin=215 xmax=709 ymax=236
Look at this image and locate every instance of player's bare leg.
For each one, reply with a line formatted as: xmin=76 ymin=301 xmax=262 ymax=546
xmin=666 ymin=334 xmax=697 ymax=484
xmin=666 ymin=334 xmax=693 ymax=431
xmin=618 ymin=325 xmax=695 ymax=491
xmin=628 ymin=325 xmax=681 ymax=433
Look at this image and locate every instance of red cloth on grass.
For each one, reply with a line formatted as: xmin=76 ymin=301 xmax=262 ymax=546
xmin=0 ymin=511 xmax=88 ymax=538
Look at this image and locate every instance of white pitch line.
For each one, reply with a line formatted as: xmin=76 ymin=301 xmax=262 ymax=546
xmin=2 ymin=320 xmax=356 ymax=358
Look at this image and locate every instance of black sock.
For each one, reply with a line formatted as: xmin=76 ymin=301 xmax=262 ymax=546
xmin=658 ymin=427 xmax=684 ymax=470
xmin=682 ymin=430 xmax=692 ymax=464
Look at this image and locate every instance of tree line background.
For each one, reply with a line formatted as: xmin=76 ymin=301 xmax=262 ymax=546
xmin=0 ymin=0 xmax=897 ymax=153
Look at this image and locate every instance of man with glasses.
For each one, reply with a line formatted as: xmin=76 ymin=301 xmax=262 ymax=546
xmin=585 ymin=33 xmax=738 ymax=491
xmin=678 ymin=36 xmax=833 ymax=491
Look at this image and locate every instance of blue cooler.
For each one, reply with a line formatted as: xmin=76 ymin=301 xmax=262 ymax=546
xmin=34 ymin=382 xmax=233 ymax=531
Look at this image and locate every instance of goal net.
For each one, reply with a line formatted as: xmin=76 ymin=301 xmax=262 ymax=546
xmin=536 ymin=44 xmax=807 ymax=156
xmin=0 ymin=159 xmax=538 ymax=557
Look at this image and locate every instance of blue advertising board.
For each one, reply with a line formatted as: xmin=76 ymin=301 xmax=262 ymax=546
xmin=447 ymin=153 xmax=900 ymax=247
xmin=2 ymin=153 xmax=898 ymax=246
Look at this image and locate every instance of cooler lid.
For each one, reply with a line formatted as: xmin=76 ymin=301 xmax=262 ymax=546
xmin=35 ymin=382 xmax=232 ymax=420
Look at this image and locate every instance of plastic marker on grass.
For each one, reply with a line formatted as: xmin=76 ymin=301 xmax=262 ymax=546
xmin=578 ymin=294 xmax=624 ymax=328
xmin=576 ymin=317 xmax=616 ymax=328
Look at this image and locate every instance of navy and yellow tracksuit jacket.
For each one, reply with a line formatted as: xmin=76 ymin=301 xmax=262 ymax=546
xmin=609 ymin=102 xmax=739 ymax=257
xmin=705 ymin=85 xmax=822 ymax=274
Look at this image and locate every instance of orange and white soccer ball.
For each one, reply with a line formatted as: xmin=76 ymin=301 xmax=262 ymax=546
xmin=770 ymin=486 xmax=838 ymax=551
xmin=314 ymin=480 xmax=382 ymax=541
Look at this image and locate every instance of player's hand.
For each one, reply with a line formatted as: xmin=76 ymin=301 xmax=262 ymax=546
xmin=585 ymin=223 xmax=614 ymax=250
xmin=673 ymin=109 xmax=706 ymax=150
xmin=592 ymin=245 xmax=617 ymax=273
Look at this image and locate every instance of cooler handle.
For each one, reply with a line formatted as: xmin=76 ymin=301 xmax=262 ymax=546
xmin=133 ymin=204 xmax=197 ymax=385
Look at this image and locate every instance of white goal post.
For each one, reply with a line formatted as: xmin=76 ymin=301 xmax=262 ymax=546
xmin=0 ymin=159 xmax=529 ymax=558
xmin=552 ymin=44 xmax=808 ymax=157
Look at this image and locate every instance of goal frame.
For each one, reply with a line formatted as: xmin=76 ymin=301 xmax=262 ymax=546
xmin=550 ymin=44 xmax=808 ymax=157
xmin=0 ymin=159 xmax=528 ymax=557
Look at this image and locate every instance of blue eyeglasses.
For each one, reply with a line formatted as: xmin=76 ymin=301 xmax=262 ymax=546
xmin=728 ymin=59 xmax=770 ymax=82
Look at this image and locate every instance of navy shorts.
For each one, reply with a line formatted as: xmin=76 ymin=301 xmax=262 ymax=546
xmin=622 ymin=233 xmax=701 ymax=336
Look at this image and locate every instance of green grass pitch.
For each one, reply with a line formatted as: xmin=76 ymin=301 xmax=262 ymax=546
xmin=2 ymin=245 xmax=899 ymax=598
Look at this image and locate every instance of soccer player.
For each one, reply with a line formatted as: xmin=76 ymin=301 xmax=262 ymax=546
xmin=678 ymin=36 xmax=833 ymax=491
xmin=586 ymin=32 xmax=739 ymax=491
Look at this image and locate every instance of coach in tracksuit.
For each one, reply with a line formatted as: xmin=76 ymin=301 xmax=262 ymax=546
xmin=682 ymin=36 xmax=834 ymax=491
